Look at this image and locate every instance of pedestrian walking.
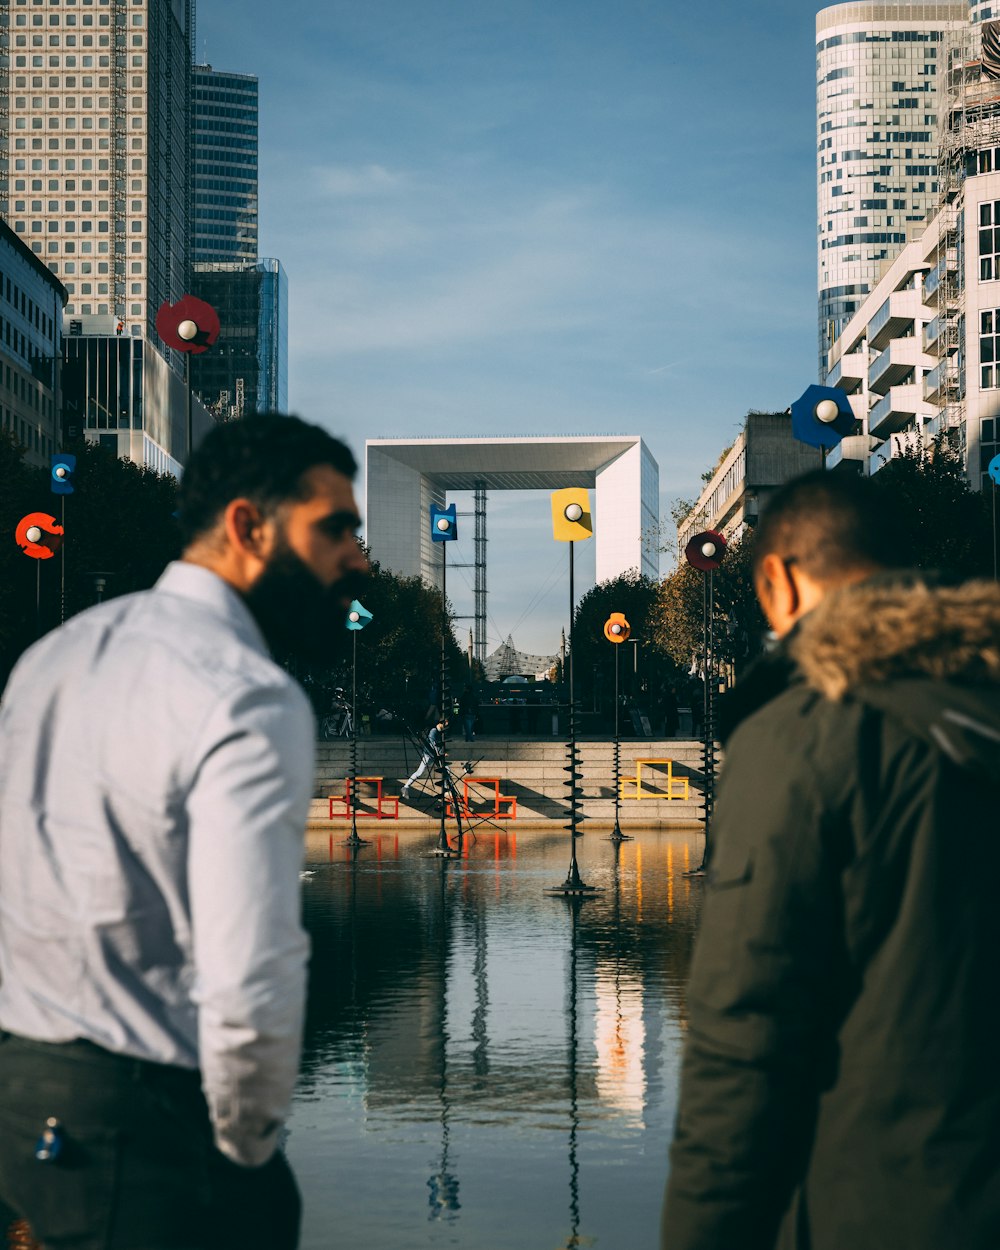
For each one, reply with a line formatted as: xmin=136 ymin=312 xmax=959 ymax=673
xmin=402 ymin=716 xmax=447 ymax=799
xmin=662 ymin=470 xmax=1000 ymax=1250
xmin=0 ymin=414 xmax=368 ymax=1250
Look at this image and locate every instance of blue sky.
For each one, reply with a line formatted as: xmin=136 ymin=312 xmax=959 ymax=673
xmin=197 ymin=1 xmax=821 ymax=655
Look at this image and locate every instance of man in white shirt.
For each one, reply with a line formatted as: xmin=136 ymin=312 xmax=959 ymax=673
xmin=0 ymin=414 xmax=368 ymax=1249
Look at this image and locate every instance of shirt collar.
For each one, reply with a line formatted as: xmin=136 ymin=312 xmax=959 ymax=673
xmin=155 ymin=561 xmax=271 ymax=658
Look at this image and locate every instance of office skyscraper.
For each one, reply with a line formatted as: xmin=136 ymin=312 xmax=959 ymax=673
xmin=191 ymin=64 xmax=257 ymax=264
xmin=816 ymin=1 xmax=966 ymax=376
xmin=189 ymin=258 xmax=287 ymax=417
xmin=189 ymin=61 xmax=287 ymax=417
xmin=1 ymin=0 xmax=192 ymax=344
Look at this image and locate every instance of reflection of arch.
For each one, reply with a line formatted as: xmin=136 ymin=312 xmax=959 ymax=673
xmin=365 ymin=437 xmax=660 ymax=664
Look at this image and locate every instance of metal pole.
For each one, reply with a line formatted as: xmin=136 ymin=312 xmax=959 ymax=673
xmin=993 ymin=481 xmax=997 ymax=582
xmin=435 ymin=541 xmax=452 ymax=855
xmin=696 ymin=568 xmax=717 ymax=873
xmin=60 ymin=496 xmax=66 ymax=624
xmin=609 ymin=639 xmax=629 ymax=842
xmin=546 ymin=540 xmax=597 ymax=895
xmin=185 ymin=353 xmax=193 ymax=463
xmin=344 ymin=629 xmax=368 ymax=847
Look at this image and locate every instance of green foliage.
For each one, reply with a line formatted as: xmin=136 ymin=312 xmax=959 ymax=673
xmin=298 ymin=556 xmax=466 ymax=728
xmin=0 ymin=435 xmax=180 ymax=688
xmin=651 ymin=534 xmax=766 ymax=675
xmin=870 ymin=440 xmax=993 ymax=578
xmin=571 ymin=570 xmax=683 ymax=717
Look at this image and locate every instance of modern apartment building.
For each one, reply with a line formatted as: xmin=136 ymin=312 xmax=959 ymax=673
xmin=1 ymin=0 xmax=192 ymax=345
xmin=191 ymin=64 xmax=257 ymax=265
xmin=0 ymin=218 xmax=66 ymax=466
xmin=825 ymin=6 xmax=1000 ymax=488
xmin=675 ymin=413 xmax=822 ymax=553
xmin=817 ymin=2 xmax=967 ymax=375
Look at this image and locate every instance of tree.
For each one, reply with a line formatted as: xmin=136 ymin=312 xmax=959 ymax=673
xmin=651 ymin=534 xmax=766 ymax=678
xmin=571 ymin=571 xmax=684 ymax=725
xmin=870 ymin=440 xmax=993 ymax=578
xmin=0 ymin=435 xmax=181 ymax=689
xmin=296 ymin=556 xmax=466 ymax=729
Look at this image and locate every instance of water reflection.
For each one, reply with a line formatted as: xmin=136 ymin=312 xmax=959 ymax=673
xmin=290 ymin=829 xmax=701 ymax=1250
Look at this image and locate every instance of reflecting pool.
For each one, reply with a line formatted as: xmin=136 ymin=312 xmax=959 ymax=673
xmin=289 ymin=827 xmax=703 ymax=1249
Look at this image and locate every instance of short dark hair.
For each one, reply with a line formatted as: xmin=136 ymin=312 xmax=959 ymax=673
xmin=752 ymin=470 xmax=911 ymax=584
xmin=178 ymin=413 xmax=358 ymax=548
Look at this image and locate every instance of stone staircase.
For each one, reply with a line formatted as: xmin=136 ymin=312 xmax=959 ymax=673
xmin=312 ymin=736 xmax=708 ymax=829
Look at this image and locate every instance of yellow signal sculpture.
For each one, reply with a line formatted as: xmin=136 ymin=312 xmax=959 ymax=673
xmin=551 ymin=488 xmax=593 ymax=542
xmin=604 ymin=612 xmax=631 ymax=644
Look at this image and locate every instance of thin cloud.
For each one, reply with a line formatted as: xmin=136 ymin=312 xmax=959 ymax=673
xmin=314 ymin=163 xmax=406 ymax=198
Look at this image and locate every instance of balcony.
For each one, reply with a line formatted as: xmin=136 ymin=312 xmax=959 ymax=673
xmin=825 ymin=434 xmax=880 ymax=473
xmin=868 ymin=383 xmax=928 ymax=436
xmin=867 ymin=338 xmax=925 ymax=395
xmin=826 ymin=349 xmax=866 ymax=393
xmin=868 ymin=289 xmax=924 ymax=352
xmin=923 ymin=250 xmax=958 ymax=306
xmin=869 ymin=430 xmax=922 ymax=475
xmin=923 ymin=359 xmax=961 ymax=404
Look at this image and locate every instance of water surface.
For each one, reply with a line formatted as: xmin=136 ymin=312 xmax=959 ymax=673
xmin=289 ymin=827 xmax=702 ymax=1249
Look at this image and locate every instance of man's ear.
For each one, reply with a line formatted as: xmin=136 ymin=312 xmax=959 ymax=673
xmin=223 ymin=499 xmax=268 ymax=559
xmin=756 ymin=552 xmax=801 ymax=635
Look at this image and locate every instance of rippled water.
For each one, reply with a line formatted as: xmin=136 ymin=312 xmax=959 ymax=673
xmin=288 ymin=828 xmax=703 ymax=1249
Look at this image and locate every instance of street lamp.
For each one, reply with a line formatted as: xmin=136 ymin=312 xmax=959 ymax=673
xmin=604 ymin=612 xmax=632 ymax=843
xmin=343 ymin=599 xmax=373 ymax=849
xmin=545 ymin=489 xmax=599 ymax=898
xmin=684 ymin=529 xmax=727 ymax=875
xmin=429 ymin=502 xmax=459 ymax=857
xmin=155 ymin=295 xmax=220 ymax=462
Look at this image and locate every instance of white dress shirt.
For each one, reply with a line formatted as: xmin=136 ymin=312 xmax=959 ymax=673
xmin=0 ymin=561 xmax=314 ymax=1167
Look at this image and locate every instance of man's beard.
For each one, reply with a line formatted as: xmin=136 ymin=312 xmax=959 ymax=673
xmin=243 ymin=544 xmax=366 ymax=668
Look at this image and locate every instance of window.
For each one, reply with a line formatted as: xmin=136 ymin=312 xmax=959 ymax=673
xmin=980 ymin=309 xmax=1000 ymax=388
xmin=980 ymin=200 xmax=1000 ymax=281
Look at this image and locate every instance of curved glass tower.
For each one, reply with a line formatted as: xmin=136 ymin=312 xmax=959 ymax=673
xmin=817 ymin=2 xmax=966 ymax=376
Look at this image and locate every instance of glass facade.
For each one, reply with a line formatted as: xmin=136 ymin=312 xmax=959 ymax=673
xmin=189 ymin=258 xmax=287 ymax=416
xmin=191 ymin=65 xmax=258 ymax=264
xmin=0 ymin=221 xmax=67 ymax=465
xmin=816 ymin=3 xmax=966 ymax=376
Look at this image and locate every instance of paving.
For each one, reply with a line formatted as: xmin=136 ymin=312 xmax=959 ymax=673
xmin=311 ymin=735 xmax=709 ymax=830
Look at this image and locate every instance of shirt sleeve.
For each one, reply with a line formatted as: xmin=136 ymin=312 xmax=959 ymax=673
xmin=661 ymin=710 xmax=848 ymax=1250
xmin=186 ymin=678 xmax=314 ymax=1168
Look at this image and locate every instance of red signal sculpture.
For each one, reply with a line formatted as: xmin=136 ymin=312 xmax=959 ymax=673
xmin=155 ymin=296 xmax=220 ymax=354
xmin=684 ymin=529 xmax=727 ymax=572
xmin=15 ymin=512 xmax=64 ymax=560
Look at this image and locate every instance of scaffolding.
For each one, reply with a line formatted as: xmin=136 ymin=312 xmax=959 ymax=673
xmin=452 ymin=482 xmax=488 ymax=667
xmin=925 ymin=19 xmax=1000 ymax=457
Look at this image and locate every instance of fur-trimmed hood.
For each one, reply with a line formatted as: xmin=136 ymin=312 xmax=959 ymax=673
xmin=790 ymin=577 xmax=1000 ymax=699
xmin=789 ymin=576 xmax=1000 ymax=781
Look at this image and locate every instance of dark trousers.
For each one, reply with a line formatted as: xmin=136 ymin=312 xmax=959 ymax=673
xmin=0 ymin=1032 xmax=300 ymax=1250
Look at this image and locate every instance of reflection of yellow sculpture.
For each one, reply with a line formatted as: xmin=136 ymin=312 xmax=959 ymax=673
xmin=619 ymin=758 xmax=690 ymax=801
xmin=551 ymin=487 xmax=593 ymax=541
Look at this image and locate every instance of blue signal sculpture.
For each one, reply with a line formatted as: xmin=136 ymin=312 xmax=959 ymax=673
xmin=988 ymin=453 xmax=1000 ymax=486
xmin=430 ymin=503 xmax=457 ymax=542
xmin=790 ymin=384 xmax=855 ymax=449
xmin=346 ymin=600 xmax=373 ymax=631
xmin=51 ymin=452 xmax=76 ymax=495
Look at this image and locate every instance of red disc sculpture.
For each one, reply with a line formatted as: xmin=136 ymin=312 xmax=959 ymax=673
xmin=15 ymin=512 xmax=64 ymax=560
xmin=155 ymin=296 xmax=220 ymax=354
xmin=684 ymin=529 xmax=727 ymax=572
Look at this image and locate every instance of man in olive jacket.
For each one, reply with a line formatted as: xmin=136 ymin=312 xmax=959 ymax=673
xmin=662 ymin=471 xmax=1000 ymax=1250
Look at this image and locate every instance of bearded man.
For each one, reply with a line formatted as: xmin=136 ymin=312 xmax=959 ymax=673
xmin=0 ymin=414 xmax=367 ymax=1250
